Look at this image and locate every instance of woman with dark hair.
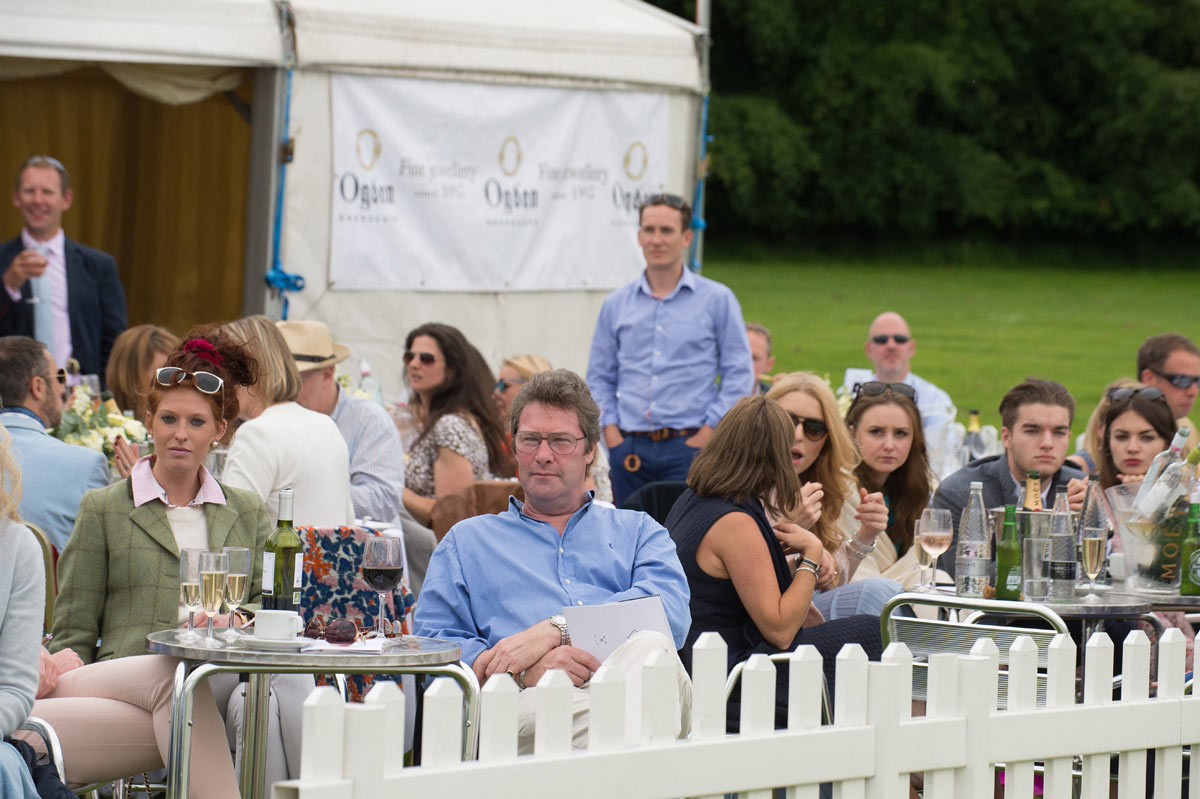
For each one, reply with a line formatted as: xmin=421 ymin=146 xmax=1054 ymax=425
xmin=665 ymin=396 xmax=883 ymax=729
xmin=401 ymin=323 xmax=511 ymax=526
xmin=844 ymin=382 xmax=933 ymax=582
xmin=1097 ymin=385 xmax=1177 ymax=491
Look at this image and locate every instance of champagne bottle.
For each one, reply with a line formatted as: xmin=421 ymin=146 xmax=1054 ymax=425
xmin=994 ymin=504 xmax=1022 ymax=600
xmin=1023 ymin=470 xmax=1043 ymax=512
xmin=262 ymin=488 xmax=303 ymax=611
xmin=955 ymin=481 xmax=991 ymax=597
xmin=964 ymin=410 xmax=987 ymax=461
xmin=1180 ymin=503 xmax=1200 ymax=597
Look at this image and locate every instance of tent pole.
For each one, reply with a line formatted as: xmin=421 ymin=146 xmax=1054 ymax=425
xmin=689 ymin=0 xmax=712 ymax=274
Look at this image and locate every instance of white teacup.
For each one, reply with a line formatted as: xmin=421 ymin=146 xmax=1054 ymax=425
xmin=254 ymin=609 xmax=304 ymax=641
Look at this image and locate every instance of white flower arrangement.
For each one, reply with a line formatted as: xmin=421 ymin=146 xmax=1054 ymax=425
xmin=51 ymin=385 xmax=151 ymax=465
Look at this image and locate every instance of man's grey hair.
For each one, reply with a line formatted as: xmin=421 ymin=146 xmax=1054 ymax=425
xmin=15 ymin=156 xmax=70 ymax=194
xmin=509 ymin=369 xmax=601 ymax=450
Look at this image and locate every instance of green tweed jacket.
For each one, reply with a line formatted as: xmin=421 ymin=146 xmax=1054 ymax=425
xmin=50 ymin=478 xmax=271 ymax=663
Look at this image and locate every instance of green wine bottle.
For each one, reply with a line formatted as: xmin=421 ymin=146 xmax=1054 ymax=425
xmin=1179 ymin=503 xmax=1200 ymax=597
xmin=262 ymin=488 xmax=303 ymax=611
xmin=994 ymin=504 xmax=1022 ymax=600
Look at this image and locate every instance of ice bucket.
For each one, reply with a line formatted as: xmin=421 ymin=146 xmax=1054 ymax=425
xmin=1105 ymin=481 xmax=1186 ymax=593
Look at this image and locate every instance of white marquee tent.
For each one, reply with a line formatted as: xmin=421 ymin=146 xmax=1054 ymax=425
xmin=0 ymin=0 xmax=706 ymax=397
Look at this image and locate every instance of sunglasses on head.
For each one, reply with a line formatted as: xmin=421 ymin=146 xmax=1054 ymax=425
xmin=155 ymin=366 xmax=224 ymax=395
xmin=853 ymin=381 xmax=917 ymax=402
xmin=494 ymin=377 xmax=525 ymax=393
xmin=1106 ymin=386 xmax=1166 ymax=403
xmin=643 ymin=192 xmax=686 ymax=209
xmin=403 ymin=351 xmax=436 ymax=366
xmin=788 ymin=412 xmax=829 ymax=441
xmin=1150 ymin=369 xmax=1200 ymax=390
xmin=871 ymin=333 xmax=911 ymax=345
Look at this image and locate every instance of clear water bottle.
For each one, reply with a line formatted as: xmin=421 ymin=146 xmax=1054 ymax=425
xmin=1048 ymin=492 xmax=1078 ymax=600
xmin=955 ymin=481 xmax=991 ymax=597
xmin=1132 ymin=427 xmax=1191 ymax=515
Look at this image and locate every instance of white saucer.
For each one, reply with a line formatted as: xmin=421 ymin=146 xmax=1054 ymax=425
xmin=235 ymin=635 xmax=315 ymax=652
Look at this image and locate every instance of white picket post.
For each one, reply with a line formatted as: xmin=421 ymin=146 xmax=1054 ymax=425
xmin=833 ymin=644 xmax=869 ymax=799
xmin=533 ymin=668 xmax=574 ymax=757
xmin=786 ymin=646 xmax=825 ymax=799
xmin=1154 ymin=628 xmax=1186 ymax=799
xmin=298 ymin=686 xmax=346 ymax=783
xmin=342 ymin=703 xmax=387 ymax=799
xmin=1042 ymin=634 xmax=1077 ymax=798
xmin=739 ymin=654 xmax=776 ymax=737
xmin=1081 ymin=633 xmax=1115 ymax=798
xmin=953 ymin=655 xmax=992 ymax=799
xmin=864 ymin=660 xmax=905 ymax=799
xmin=641 ymin=648 xmax=679 ymax=746
xmin=689 ymin=632 xmax=728 ymax=742
xmin=922 ymin=653 xmax=959 ymax=799
xmin=1115 ymin=630 xmax=1151 ymax=799
xmin=1004 ymin=636 xmax=1038 ymax=799
xmin=968 ymin=637 xmax=999 ymax=709
xmin=881 ymin=642 xmax=913 ymax=720
xmin=420 ymin=678 xmax=464 ymax=768
xmin=363 ymin=681 xmax=406 ymax=778
xmin=588 ymin=662 xmax=625 ymax=753
xmin=478 ymin=673 xmax=519 ymax=762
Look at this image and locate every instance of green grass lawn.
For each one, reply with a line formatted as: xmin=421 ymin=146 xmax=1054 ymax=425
xmin=702 ymin=244 xmax=1199 ymax=438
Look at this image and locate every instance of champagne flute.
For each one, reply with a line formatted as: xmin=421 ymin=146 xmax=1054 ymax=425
xmin=221 ymin=547 xmax=252 ymax=641
xmin=199 ymin=551 xmax=229 ymax=647
xmin=1079 ymin=525 xmax=1107 ymax=602
xmin=362 ymin=536 xmax=404 ymax=638
xmin=913 ymin=521 xmax=935 ymax=591
xmin=178 ymin=548 xmax=204 ymax=642
xmin=917 ymin=508 xmax=954 ymax=591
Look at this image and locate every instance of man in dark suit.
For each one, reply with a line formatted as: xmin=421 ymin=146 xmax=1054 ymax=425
xmin=1 ymin=155 xmax=126 ymax=379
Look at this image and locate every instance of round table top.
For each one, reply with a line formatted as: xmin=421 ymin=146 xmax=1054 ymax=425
xmin=146 ymin=629 xmax=461 ymax=668
xmin=1036 ymin=592 xmax=1153 ymax=617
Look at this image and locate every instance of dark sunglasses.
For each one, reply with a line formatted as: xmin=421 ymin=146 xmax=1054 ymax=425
xmin=303 ymin=616 xmax=400 ymax=643
xmin=853 ymin=381 xmax=917 ymax=402
xmin=494 ymin=377 xmax=525 ymax=393
xmin=1107 ymin=386 xmax=1167 ymax=403
xmin=1149 ymin=369 xmax=1200 ymax=390
xmin=155 ymin=366 xmax=224 ymax=395
xmin=52 ymin=368 xmax=67 ymax=386
xmin=788 ymin=412 xmax=829 ymax=441
xmin=403 ymin=351 xmax=436 ymax=366
xmin=870 ymin=333 xmax=911 ymax=345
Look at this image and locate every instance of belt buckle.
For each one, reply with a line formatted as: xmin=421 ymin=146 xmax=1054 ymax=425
xmin=649 ymin=429 xmax=668 ymax=442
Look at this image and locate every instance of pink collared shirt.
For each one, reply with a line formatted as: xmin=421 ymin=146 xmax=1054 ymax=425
xmin=131 ymin=455 xmax=227 ymax=509
xmin=6 ymin=229 xmax=73 ymax=368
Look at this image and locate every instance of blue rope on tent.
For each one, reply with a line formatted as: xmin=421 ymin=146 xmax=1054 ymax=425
xmin=688 ymin=92 xmax=711 ymax=274
xmin=265 ymin=66 xmax=305 ymax=319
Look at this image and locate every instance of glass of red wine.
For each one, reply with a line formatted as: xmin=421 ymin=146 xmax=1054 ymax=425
xmin=361 ymin=536 xmax=404 ymax=638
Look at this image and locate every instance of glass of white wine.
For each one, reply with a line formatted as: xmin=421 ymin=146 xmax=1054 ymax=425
xmin=178 ymin=548 xmax=204 ymax=642
xmin=917 ymin=508 xmax=954 ymax=592
xmin=199 ymin=550 xmax=229 ymax=647
xmin=1079 ymin=525 xmax=1107 ymax=602
xmin=221 ymin=547 xmax=252 ymax=641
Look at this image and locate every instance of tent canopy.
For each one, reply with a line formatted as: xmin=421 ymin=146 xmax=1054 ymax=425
xmin=0 ymin=0 xmax=702 ymax=91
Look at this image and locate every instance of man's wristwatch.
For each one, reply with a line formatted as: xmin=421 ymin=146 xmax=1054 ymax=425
xmin=548 ymin=614 xmax=570 ymax=647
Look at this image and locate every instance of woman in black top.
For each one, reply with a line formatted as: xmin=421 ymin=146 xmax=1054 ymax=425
xmin=665 ymin=395 xmax=882 ymax=729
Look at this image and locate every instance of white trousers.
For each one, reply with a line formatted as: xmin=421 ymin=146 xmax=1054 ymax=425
xmin=515 ymin=631 xmax=692 ymax=754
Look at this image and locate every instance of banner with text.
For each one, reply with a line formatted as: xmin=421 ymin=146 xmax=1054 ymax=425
xmin=329 ymin=74 xmax=671 ymax=292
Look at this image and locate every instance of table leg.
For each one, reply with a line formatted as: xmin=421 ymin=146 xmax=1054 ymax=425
xmin=167 ymin=662 xmax=224 ymax=799
xmin=240 ymin=673 xmax=272 ymax=799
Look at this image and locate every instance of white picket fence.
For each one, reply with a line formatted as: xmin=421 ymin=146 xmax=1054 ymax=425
xmin=271 ymin=628 xmax=1200 ymax=799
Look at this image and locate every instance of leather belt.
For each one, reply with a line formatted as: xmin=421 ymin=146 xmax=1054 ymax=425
xmin=621 ymin=427 xmax=699 ymax=443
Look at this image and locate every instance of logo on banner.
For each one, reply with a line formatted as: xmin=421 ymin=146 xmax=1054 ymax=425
xmin=623 ymin=142 xmax=648 ymax=180
xmin=356 ymin=129 xmax=382 ymax=170
xmin=499 ymin=136 xmax=523 ymax=176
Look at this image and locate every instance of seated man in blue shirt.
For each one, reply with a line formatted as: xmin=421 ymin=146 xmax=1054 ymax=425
xmin=587 ymin=193 xmax=753 ymax=505
xmin=415 ymin=369 xmax=692 ymax=752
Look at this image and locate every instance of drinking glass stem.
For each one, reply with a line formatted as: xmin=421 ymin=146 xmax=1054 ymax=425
xmin=188 ymin=610 xmax=195 ymax=635
xmin=208 ymin=616 xmax=216 ymax=641
xmin=377 ymin=592 xmax=388 ymax=635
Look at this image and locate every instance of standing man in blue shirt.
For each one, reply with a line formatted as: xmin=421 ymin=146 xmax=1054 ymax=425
xmin=415 ymin=369 xmax=692 ymax=752
xmin=587 ymin=193 xmax=753 ymax=505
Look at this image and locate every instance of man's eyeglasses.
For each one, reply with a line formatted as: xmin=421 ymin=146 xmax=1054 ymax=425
xmin=1150 ymin=369 xmax=1200 ymax=390
xmin=870 ymin=333 xmax=911 ymax=345
xmin=494 ymin=377 xmax=525 ymax=393
xmin=403 ymin=351 xmax=436 ymax=366
xmin=853 ymin=381 xmax=917 ymax=402
xmin=1107 ymin=386 xmax=1167 ymax=404
xmin=787 ymin=413 xmax=828 ymax=441
xmin=513 ymin=432 xmax=586 ymax=455
xmin=155 ymin=366 xmax=224 ymax=395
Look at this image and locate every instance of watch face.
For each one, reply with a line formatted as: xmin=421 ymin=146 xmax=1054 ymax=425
xmin=550 ymin=615 xmax=566 ymax=626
